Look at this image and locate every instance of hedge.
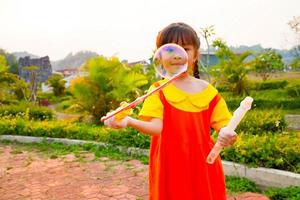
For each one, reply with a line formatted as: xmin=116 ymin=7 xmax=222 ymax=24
xmin=221 ymin=131 xmax=300 ymax=173
xmin=254 ymin=80 xmax=288 ymax=90
xmin=0 ymin=117 xmax=150 ymax=149
xmin=0 ymin=117 xmax=299 ymax=173
xmin=226 ymin=98 xmax=300 ymax=110
xmin=236 ymin=109 xmax=287 ymax=135
xmin=286 ymin=82 xmax=300 ymax=97
xmin=0 ymin=104 xmax=54 ymax=120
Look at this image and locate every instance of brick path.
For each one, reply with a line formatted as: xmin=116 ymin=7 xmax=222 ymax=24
xmin=0 ymin=144 xmax=269 ymax=200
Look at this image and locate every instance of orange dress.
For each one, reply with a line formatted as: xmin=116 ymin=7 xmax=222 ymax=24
xmin=140 ymin=81 xmax=231 ymax=200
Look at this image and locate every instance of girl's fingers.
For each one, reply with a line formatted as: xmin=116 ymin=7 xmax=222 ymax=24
xmin=104 ymin=115 xmax=116 ymax=128
xmin=104 ymin=119 xmax=108 ymax=126
xmin=109 ymin=117 xmax=118 ymax=127
xmin=104 ymin=118 xmax=112 ymax=127
xmin=105 ymin=116 xmax=127 ymax=129
xmin=228 ymin=136 xmax=237 ymax=146
xmin=218 ymin=131 xmax=237 ymax=147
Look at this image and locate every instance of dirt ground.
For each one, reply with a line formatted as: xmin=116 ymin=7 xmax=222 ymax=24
xmin=0 ymin=144 xmax=269 ymax=200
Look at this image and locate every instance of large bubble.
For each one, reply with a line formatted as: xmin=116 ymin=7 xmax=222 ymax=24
xmin=153 ymin=43 xmax=188 ymax=79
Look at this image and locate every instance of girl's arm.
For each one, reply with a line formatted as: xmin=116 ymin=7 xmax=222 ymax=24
xmin=210 ymin=96 xmax=237 ymax=146
xmin=104 ymin=116 xmax=162 ymax=136
xmin=128 ymin=117 xmax=162 ymax=136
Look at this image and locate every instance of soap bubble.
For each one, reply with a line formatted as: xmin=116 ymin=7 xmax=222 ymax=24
xmin=153 ymin=43 xmax=188 ymax=79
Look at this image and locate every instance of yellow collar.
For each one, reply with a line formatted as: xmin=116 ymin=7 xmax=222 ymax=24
xmin=158 ymin=80 xmax=218 ymax=109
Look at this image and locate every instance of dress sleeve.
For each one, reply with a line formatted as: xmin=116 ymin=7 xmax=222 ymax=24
xmin=210 ymin=97 xmax=232 ymax=132
xmin=138 ymin=84 xmax=163 ymax=121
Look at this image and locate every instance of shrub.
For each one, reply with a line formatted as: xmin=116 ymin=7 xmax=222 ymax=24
xmin=225 ymin=98 xmax=300 ymax=110
xmin=216 ymin=85 xmax=230 ymax=92
xmin=0 ymin=104 xmax=54 ymax=120
xmin=265 ymin=186 xmax=300 ymax=200
xmin=57 ymin=100 xmax=73 ymax=111
xmin=221 ymin=132 xmax=300 ymax=173
xmin=254 ymin=80 xmax=288 ymax=90
xmin=286 ymin=82 xmax=300 ymax=97
xmin=0 ymin=117 xmax=150 ymax=149
xmin=0 ymin=116 xmax=299 ymax=173
xmin=236 ymin=109 xmax=287 ymax=135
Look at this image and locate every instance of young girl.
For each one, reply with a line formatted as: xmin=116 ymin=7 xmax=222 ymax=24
xmin=103 ymin=22 xmax=237 ymax=200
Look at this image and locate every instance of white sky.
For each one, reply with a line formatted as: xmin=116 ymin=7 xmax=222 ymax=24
xmin=0 ymin=0 xmax=299 ymax=62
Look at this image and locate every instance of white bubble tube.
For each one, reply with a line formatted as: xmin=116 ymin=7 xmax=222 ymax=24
xmin=206 ymin=96 xmax=254 ymax=164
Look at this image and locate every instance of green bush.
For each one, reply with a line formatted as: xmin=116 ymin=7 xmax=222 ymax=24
xmin=0 ymin=99 xmax=20 ymax=105
xmin=216 ymin=85 xmax=230 ymax=92
xmin=286 ymin=82 xmax=300 ymax=97
xmin=38 ymin=92 xmax=74 ymax=104
xmin=0 ymin=104 xmax=54 ymax=120
xmin=236 ymin=110 xmax=286 ymax=135
xmin=254 ymin=80 xmax=288 ymax=90
xmin=57 ymin=100 xmax=73 ymax=111
xmin=225 ymin=98 xmax=300 ymax=110
xmin=265 ymin=186 xmax=300 ymax=200
xmin=222 ymin=88 xmax=300 ymax=110
xmin=221 ymin=132 xmax=300 ymax=173
xmin=0 ymin=116 xmax=299 ymax=173
xmin=0 ymin=117 xmax=150 ymax=148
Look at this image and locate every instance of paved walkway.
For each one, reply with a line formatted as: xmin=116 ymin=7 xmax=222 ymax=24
xmin=285 ymin=114 xmax=300 ymax=130
xmin=0 ymin=144 xmax=269 ymax=200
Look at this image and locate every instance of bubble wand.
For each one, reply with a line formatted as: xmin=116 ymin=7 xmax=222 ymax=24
xmin=101 ymin=43 xmax=188 ymax=122
xmin=206 ymin=96 xmax=254 ymax=164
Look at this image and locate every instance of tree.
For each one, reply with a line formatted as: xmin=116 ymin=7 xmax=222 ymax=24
xmin=71 ymin=56 xmax=149 ymax=120
xmin=288 ymin=16 xmax=300 ymax=54
xmin=0 ymin=55 xmax=8 ymax=102
xmin=0 ymin=55 xmax=29 ymax=102
xmin=253 ymin=50 xmax=285 ymax=81
xmin=46 ymin=74 xmax=66 ymax=96
xmin=23 ymin=66 xmax=39 ymax=102
xmin=199 ymin=25 xmax=215 ymax=82
xmin=199 ymin=25 xmax=215 ymax=67
xmin=0 ymin=55 xmax=8 ymax=73
xmin=0 ymin=49 xmax=19 ymax=74
xmin=288 ymin=16 xmax=300 ymax=70
xmin=0 ymin=72 xmax=29 ymax=101
xmin=212 ymin=39 xmax=253 ymax=95
xmin=290 ymin=57 xmax=300 ymax=71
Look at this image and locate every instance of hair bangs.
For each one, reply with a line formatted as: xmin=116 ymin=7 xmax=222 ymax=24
xmin=157 ymin=23 xmax=200 ymax=49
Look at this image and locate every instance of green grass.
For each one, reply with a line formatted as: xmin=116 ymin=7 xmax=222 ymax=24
xmin=0 ymin=140 xmax=149 ymax=164
xmin=264 ymin=186 xmax=300 ymax=200
xmin=225 ymin=176 xmax=261 ymax=194
xmin=284 ymin=108 xmax=300 ymax=115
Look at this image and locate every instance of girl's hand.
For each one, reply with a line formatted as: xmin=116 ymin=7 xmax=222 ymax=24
xmin=114 ymin=102 xmax=133 ymax=121
xmin=217 ymin=127 xmax=237 ymax=147
xmin=103 ymin=115 xmax=130 ymax=129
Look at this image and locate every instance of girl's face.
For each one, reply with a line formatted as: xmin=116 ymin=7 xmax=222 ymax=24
xmin=180 ymin=44 xmax=198 ymax=73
